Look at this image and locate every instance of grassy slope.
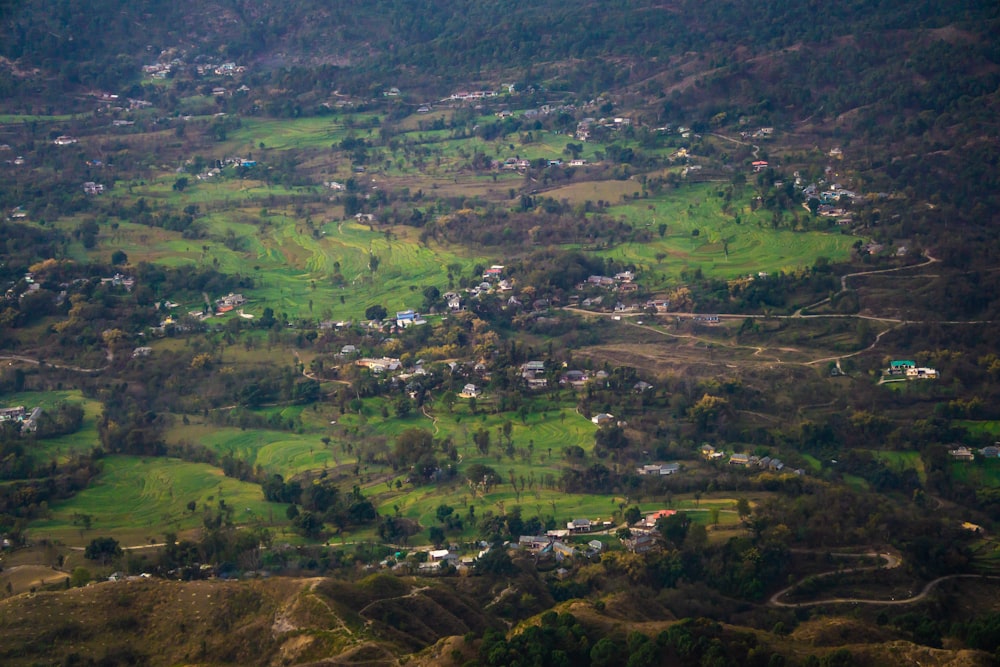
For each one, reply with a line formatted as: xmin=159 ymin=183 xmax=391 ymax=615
xmin=28 ymin=456 xmax=289 ymax=546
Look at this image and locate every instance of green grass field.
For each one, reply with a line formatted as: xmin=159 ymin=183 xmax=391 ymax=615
xmin=53 ymin=109 xmax=857 ymax=324
xmin=869 ymin=450 xmax=926 ymax=483
xmin=591 ymin=183 xmax=856 ymax=284
xmin=28 ymin=456 xmax=289 ymax=547
xmin=950 ymin=459 xmax=1000 ymax=488
xmin=162 ymin=390 xmax=749 ymax=547
xmin=956 ymin=420 xmax=1000 ymax=439
xmin=97 ymin=201 xmax=481 ymax=320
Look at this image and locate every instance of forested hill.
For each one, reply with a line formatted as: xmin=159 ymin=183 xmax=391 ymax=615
xmin=2 ymin=0 xmax=999 ymax=259
xmin=2 ymin=0 xmax=997 ymax=87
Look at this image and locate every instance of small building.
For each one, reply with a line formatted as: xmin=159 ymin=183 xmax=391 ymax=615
xmin=729 ymin=453 xmax=750 ymax=466
xmin=591 ymin=413 xmax=614 ymax=425
xmin=482 ymin=265 xmax=505 ymax=279
xmin=357 ymin=357 xmax=402 ymax=373
xmin=887 ymin=360 xmax=916 ymax=375
xmin=624 ymin=532 xmax=656 ymax=554
xmin=639 ymin=509 xmax=676 ymax=528
xmin=637 ymin=463 xmax=679 ymax=476
xmin=587 ymin=540 xmax=603 ymax=552
xmin=218 ymin=293 xmax=247 ymax=308
xmin=518 ymin=535 xmax=551 ymax=551
xmin=21 ymin=407 xmax=42 ymax=432
xmin=460 ymin=383 xmax=480 ymax=398
xmin=567 ymin=519 xmax=592 ymax=533
xmin=428 ymin=549 xmax=457 ymax=563
xmin=396 ymin=310 xmax=426 ymax=328
xmin=132 ymin=346 xmax=152 ymax=358
xmin=0 ymin=407 xmax=26 ymax=421
xmin=552 ymin=542 xmax=576 ymax=559
xmin=948 ymin=446 xmax=975 ymax=461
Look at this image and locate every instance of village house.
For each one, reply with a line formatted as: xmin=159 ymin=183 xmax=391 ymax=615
xmin=132 ymin=346 xmax=152 ymax=358
xmin=460 ymin=383 xmax=480 ymax=398
xmin=0 ymin=406 xmax=41 ymax=433
xmin=551 ymin=542 xmax=576 ymax=560
xmin=395 ymin=310 xmax=426 ymax=328
xmin=482 ymin=265 xmax=505 ymax=279
xmin=637 ymin=462 xmax=680 ymax=476
xmin=645 ymin=299 xmax=671 ymax=312
xmin=217 ymin=293 xmax=247 ymax=308
xmin=518 ymin=535 xmax=552 ymax=551
xmin=522 ymin=361 xmax=546 ymax=374
xmin=948 ymin=446 xmax=975 ymax=461
xmin=566 ymin=518 xmax=592 ymax=533
xmin=729 ymin=453 xmax=750 ymax=466
xmin=54 ymin=136 xmax=78 ymax=145
xmin=905 ymin=366 xmax=938 ymax=379
xmin=357 ymin=357 xmax=402 ymax=374
xmin=623 ymin=532 xmax=656 ymax=554
xmin=591 ymin=413 xmax=614 ymax=425
xmin=428 ymin=549 xmax=458 ymax=565
xmin=21 ymin=407 xmax=42 ymax=433
xmin=0 ymin=407 xmax=26 ymax=422
xmin=562 ymin=370 xmax=589 ymax=388
xmin=638 ymin=509 xmax=676 ymax=529
xmin=83 ymin=182 xmax=105 ymax=195
xmin=886 ymin=360 xmax=915 ymax=375
xmin=101 ymin=273 xmax=135 ymax=291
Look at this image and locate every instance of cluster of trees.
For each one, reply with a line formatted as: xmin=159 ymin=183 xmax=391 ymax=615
xmin=264 ymin=475 xmax=377 ymax=538
xmin=475 ymin=612 xmax=788 ymax=667
xmin=417 ymin=205 xmax=646 ymax=250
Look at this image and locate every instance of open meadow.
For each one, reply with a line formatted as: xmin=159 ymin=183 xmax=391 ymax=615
xmin=28 ymin=456 xmax=289 ymax=547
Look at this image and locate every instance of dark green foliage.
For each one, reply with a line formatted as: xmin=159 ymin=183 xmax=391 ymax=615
xmin=84 ymin=536 xmax=122 ymax=564
xmin=365 ymin=304 xmax=387 ymax=321
xmin=955 ymin=612 xmax=1000 ymax=653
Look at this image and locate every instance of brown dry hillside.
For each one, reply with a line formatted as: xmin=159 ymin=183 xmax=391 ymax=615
xmin=0 ymin=575 xmax=497 ymax=667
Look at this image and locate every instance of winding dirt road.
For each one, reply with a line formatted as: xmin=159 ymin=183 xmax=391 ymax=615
xmin=769 ymin=550 xmax=1000 ymax=607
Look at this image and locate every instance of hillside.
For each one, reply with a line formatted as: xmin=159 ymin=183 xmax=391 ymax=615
xmin=3 ymin=0 xmax=998 ymax=255
xmin=0 ymin=575 xmax=996 ymax=666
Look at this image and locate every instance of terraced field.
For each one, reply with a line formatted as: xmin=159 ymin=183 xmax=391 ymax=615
xmin=29 ymin=456 xmax=289 ymax=546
